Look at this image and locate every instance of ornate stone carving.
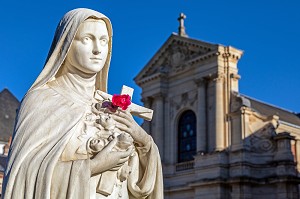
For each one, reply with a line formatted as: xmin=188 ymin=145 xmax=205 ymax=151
xmin=248 ymin=123 xmax=276 ymax=153
xmin=169 ymin=91 xmax=197 ymax=119
xmin=194 ymin=78 xmax=207 ymax=87
xmin=170 ymin=96 xmax=181 ymax=111
xmin=180 ymin=91 xmax=198 ymax=107
xmin=222 ymin=46 xmax=243 ymax=62
xmin=142 ymin=41 xmax=211 ymax=78
xmin=170 ymin=45 xmax=187 ymax=67
xmin=213 ymin=73 xmax=225 ymax=83
xmin=181 ymin=92 xmax=189 ymax=105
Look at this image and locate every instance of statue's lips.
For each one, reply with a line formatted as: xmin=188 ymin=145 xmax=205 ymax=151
xmin=90 ymin=57 xmax=102 ymax=60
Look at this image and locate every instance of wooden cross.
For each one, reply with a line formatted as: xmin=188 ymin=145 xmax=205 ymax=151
xmin=95 ymin=85 xmax=153 ymax=121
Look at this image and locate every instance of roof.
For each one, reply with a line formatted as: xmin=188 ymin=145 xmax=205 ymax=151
xmin=0 ymin=89 xmax=20 ymax=142
xmin=240 ymin=94 xmax=300 ymax=126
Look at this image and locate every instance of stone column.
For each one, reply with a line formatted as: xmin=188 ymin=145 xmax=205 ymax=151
xmin=214 ymin=75 xmax=225 ymax=151
xmin=141 ymin=97 xmax=152 ymax=134
xmin=163 ymin=99 xmax=171 ymax=164
xmin=194 ymin=78 xmax=207 ymax=153
xmin=153 ymin=93 xmax=164 ymax=158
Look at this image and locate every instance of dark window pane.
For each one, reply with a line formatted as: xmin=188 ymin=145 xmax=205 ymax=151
xmin=178 ymin=110 xmax=196 ymax=162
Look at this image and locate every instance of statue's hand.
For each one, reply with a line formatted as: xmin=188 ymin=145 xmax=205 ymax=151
xmin=90 ymin=137 xmax=133 ymax=176
xmin=112 ymin=110 xmax=151 ymax=146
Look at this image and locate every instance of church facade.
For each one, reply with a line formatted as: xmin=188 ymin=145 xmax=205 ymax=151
xmin=135 ymin=16 xmax=300 ymax=199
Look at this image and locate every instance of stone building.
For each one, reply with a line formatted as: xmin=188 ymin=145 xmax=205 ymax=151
xmin=135 ymin=14 xmax=300 ymax=199
xmin=0 ymin=89 xmax=19 ymax=193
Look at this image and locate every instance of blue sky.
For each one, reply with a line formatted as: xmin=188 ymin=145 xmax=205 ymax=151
xmin=1 ymin=0 xmax=299 ymax=114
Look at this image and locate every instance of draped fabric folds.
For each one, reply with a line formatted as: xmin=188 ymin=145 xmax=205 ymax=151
xmin=2 ymin=8 xmax=163 ymax=199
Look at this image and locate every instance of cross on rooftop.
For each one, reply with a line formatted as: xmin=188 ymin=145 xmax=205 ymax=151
xmin=178 ymin=13 xmax=188 ymax=37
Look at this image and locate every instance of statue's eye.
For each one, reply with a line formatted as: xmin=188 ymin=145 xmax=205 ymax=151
xmin=100 ymin=38 xmax=108 ymax=46
xmin=82 ymin=36 xmax=92 ymax=43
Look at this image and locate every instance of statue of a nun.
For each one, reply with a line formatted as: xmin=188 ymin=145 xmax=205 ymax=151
xmin=2 ymin=8 xmax=163 ymax=199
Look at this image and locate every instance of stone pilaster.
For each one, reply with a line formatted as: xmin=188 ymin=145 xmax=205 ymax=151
xmin=230 ymin=107 xmax=252 ymax=151
xmin=141 ymin=97 xmax=152 ymax=134
xmin=296 ymin=139 xmax=300 ymax=171
xmin=214 ymin=74 xmax=225 ymax=151
xmin=153 ymin=93 xmax=165 ymax=158
xmin=194 ymin=78 xmax=207 ymax=153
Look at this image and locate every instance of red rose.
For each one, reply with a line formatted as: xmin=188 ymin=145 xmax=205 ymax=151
xmin=112 ymin=94 xmax=131 ymax=110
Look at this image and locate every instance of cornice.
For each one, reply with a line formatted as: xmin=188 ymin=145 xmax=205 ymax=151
xmin=219 ymin=46 xmax=244 ymax=62
xmin=186 ymin=50 xmax=218 ymax=66
xmin=230 ymin=73 xmax=241 ymax=80
xmin=135 ymin=72 xmax=167 ymax=86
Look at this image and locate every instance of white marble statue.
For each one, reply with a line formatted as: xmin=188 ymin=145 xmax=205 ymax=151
xmin=2 ymin=8 xmax=163 ymax=199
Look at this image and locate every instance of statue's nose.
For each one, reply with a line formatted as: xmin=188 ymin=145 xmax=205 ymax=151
xmin=92 ymin=40 xmax=101 ymax=55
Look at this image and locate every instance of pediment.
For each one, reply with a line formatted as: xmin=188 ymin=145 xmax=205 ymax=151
xmin=134 ymin=34 xmax=219 ymax=85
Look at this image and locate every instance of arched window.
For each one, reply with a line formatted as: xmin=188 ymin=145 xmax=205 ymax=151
xmin=178 ymin=110 xmax=196 ymax=162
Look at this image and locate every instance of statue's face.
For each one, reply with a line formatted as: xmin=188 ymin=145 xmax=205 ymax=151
xmin=66 ymin=19 xmax=109 ymax=74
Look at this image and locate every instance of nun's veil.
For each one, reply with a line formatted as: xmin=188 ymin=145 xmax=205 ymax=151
xmin=28 ymin=8 xmax=112 ymax=94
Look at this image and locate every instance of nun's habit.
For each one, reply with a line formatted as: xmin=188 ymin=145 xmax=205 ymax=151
xmin=2 ymin=8 xmax=163 ymax=199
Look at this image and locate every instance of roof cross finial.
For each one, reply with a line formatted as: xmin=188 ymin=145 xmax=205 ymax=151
xmin=178 ymin=13 xmax=188 ymax=37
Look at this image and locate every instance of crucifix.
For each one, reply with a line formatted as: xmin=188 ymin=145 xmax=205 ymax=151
xmin=95 ymin=85 xmax=153 ymax=121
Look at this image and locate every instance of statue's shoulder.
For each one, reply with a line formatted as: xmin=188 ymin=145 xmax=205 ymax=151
xmin=21 ymin=84 xmax=58 ymax=107
xmin=25 ymin=84 xmax=53 ymax=98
